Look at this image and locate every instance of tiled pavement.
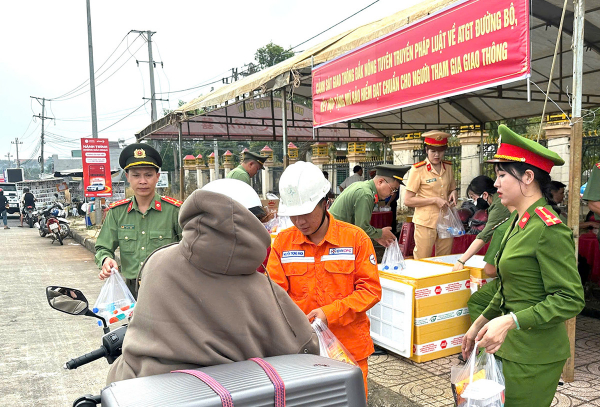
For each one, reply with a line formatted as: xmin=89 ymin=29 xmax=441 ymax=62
xmin=368 ymin=315 xmax=600 ymax=407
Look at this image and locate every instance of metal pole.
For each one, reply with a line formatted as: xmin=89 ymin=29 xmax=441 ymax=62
xmin=172 ymin=140 xmax=178 ymax=195
xmin=147 ymin=30 xmax=157 ymax=122
xmin=86 ymin=0 xmax=98 ymax=138
xmin=12 ymin=138 xmax=22 ymax=168
xmin=281 ymin=87 xmax=289 ymax=168
xmin=563 ymin=0 xmax=585 ymax=384
xmin=479 ymin=125 xmax=484 ymax=175
xmin=213 ymin=140 xmax=219 ymax=180
xmin=178 ymin=124 xmax=184 ymax=201
xmin=41 ymin=98 xmax=45 ymax=174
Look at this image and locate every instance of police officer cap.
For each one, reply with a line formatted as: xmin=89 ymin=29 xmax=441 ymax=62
xmin=243 ymin=151 xmax=266 ymax=168
xmin=486 ymin=125 xmax=564 ymax=173
xmin=119 ymin=143 xmax=162 ymax=171
xmin=374 ymin=164 xmax=411 ymax=185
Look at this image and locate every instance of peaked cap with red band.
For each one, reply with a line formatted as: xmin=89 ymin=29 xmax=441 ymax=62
xmin=422 ymin=130 xmax=450 ymax=147
xmin=486 ymin=125 xmax=564 ymax=173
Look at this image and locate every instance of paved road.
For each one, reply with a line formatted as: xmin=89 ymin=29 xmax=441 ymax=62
xmin=0 ymin=215 xmax=110 ymax=406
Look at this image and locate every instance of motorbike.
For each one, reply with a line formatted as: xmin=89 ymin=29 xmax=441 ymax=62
xmin=24 ymin=205 xmax=38 ymax=228
xmin=46 ymin=286 xmax=127 ymax=407
xmin=38 ymin=203 xmax=70 ymax=244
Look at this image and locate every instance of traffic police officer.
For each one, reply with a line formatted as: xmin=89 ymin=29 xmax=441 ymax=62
xmin=462 ymin=125 xmax=585 ymax=407
xmin=404 ymin=130 xmax=458 ymax=259
xmin=95 ymin=143 xmax=182 ymax=298
xmin=267 ymin=161 xmax=382 ymax=398
xmin=329 ymin=164 xmax=410 ymax=247
xmin=225 ymin=151 xmax=266 ymax=185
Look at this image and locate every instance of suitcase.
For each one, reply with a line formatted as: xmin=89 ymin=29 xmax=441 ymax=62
xmin=101 ymin=354 xmax=366 ymax=407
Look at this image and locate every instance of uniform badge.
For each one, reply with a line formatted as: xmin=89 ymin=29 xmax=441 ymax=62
xmin=155 ymin=201 xmax=162 ymax=211
xmin=518 ymin=212 xmax=530 ymax=229
xmin=134 ymin=148 xmax=146 ymax=158
xmin=426 ymin=178 xmax=437 ymax=183
xmin=426 ymin=163 xmax=432 ymax=172
xmin=369 ymin=254 xmax=376 ymax=265
xmin=534 ymin=207 xmax=562 ymax=226
xmin=596 ymin=162 xmax=600 ymax=169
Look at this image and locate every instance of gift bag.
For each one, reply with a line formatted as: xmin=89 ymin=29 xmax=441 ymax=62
xmin=311 ymin=318 xmax=357 ymax=366
xmin=451 ymin=345 xmax=505 ymax=407
xmin=437 ymin=206 xmax=466 ymax=239
xmin=381 ymin=240 xmax=406 ymax=273
xmin=92 ymin=268 xmax=136 ymax=326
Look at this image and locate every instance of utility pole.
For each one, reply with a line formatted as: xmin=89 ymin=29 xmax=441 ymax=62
xmin=86 ymin=0 xmax=98 ymax=138
xmin=11 ymin=138 xmax=22 ymax=168
xmin=5 ymin=153 xmax=13 ymax=166
xmin=30 ymin=96 xmax=53 ymax=174
xmin=131 ymin=30 xmax=167 ymax=122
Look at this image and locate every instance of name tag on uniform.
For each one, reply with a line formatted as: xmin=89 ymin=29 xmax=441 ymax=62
xmin=426 ymin=178 xmax=437 ymax=183
xmin=322 ymin=247 xmax=355 ymax=261
xmin=120 ymin=225 xmax=135 ymax=229
xmin=282 ymin=250 xmax=314 ymax=264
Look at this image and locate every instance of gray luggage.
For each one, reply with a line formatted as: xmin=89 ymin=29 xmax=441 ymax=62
xmin=101 ymin=354 xmax=366 ymax=406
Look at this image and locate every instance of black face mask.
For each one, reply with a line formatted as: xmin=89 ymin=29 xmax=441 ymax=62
xmin=475 ymin=196 xmax=490 ymax=210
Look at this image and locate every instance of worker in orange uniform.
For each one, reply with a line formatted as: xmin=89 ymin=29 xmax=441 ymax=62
xmin=267 ymin=161 xmax=382 ymax=399
xmin=404 ymin=130 xmax=458 ymax=259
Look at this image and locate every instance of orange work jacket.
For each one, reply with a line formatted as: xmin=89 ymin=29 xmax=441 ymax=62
xmin=267 ymin=214 xmax=382 ymax=361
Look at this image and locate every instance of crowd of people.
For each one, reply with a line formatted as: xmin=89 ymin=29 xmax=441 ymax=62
xmin=92 ymin=124 xmax=595 ymax=405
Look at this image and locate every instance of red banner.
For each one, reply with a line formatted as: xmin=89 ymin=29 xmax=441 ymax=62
xmin=81 ymin=138 xmax=113 ymax=198
xmin=313 ymin=0 xmax=529 ymax=127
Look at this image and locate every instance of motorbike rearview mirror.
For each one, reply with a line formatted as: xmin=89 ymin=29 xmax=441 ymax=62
xmin=46 ymin=286 xmax=89 ymax=316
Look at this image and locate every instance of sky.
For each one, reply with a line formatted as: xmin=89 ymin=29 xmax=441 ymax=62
xmin=0 ymin=0 xmax=424 ymax=163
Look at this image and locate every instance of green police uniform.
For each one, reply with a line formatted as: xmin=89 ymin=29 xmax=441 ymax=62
xmin=95 ymin=193 xmax=182 ymax=281
xmin=329 ymin=179 xmax=382 ymax=239
xmin=582 ymin=162 xmax=600 ymax=201
xmin=95 ymin=142 xmax=182 ymax=298
xmin=476 ymin=193 xmax=511 ymax=243
xmin=480 ymin=125 xmax=585 ymax=407
xmin=226 ymin=165 xmax=251 ymax=184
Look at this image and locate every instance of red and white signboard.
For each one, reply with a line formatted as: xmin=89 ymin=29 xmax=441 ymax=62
xmin=313 ymin=0 xmax=530 ymax=127
xmin=81 ymin=138 xmax=113 ymax=198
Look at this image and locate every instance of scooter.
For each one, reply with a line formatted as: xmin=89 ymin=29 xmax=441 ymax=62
xmin=46 ymin=286 xmax=127 ymax=407
xmin=24 ymin=205 xmax=37 ymax=228
xmin=38 ymin=204 xmax=70 ymax=244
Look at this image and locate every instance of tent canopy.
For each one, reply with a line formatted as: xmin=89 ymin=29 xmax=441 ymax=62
xmin=137 ymin=0 xmax=600 ymax=141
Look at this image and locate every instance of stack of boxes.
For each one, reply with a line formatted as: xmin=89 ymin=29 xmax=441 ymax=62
xmin=370 ymin=259 xmax=472 ymax=363
xmin=421 ymin=254 xmax=497 ymax=294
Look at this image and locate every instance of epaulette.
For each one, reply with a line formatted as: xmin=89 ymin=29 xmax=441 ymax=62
xmin=534 ymin=207 xmax=562 ymax=226
xmin=108 ymin=198 xmax=130 ymax=209
xmin=443 ymin=160 xmax=452 ymax=165
xmin=414 ymin=161 xmax=426 ymax=168
xmin=490 ymin=216 xmax=510 ymax=231
xmin=161 ymin=195 xmax=183 ymax=207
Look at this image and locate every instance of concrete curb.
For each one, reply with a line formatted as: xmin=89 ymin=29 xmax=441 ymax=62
xmin=71 ymin=226 xmax=121 ymax=264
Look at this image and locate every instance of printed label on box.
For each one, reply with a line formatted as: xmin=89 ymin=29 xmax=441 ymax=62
xmin=415 ymin=280 xmax=470 ymax=299
xmin=414 ymin=307 xmax=470 ymax=326
xmin=413 ymin=334 xmax=464 ymax=355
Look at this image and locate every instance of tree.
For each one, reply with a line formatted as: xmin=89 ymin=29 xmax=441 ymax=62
xmin=254 ymin=42 xmax=294 ymax=69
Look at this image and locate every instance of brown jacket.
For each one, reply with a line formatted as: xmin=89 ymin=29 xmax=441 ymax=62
xmin=107 ymin=190 xmax=319 ymax=383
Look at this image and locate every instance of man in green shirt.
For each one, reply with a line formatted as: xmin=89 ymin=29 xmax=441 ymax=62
xmin=95 ymin=143 xmax=182 ymax=298
xmin=226 ymin=151 xmax=266 ymax=185
xmin=329 ymin=164 xmax=410 ymax=247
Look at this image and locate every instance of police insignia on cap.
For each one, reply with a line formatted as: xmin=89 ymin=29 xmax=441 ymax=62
xmin=134 ymin=149 xmax=146 ymax=159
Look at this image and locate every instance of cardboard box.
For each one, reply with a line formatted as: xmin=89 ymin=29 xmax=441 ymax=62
xmin=410 ymin=333 xmax=464 ymax=363
xmin=414 ymin=313 xmax=471 ymax=343
xmin=420 ymin=254 xmax=496 ymax=292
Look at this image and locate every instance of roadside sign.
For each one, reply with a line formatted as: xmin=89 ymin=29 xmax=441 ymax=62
xmin=81 ymin=138 xmax=113 ymax=198
xmin=157 ymin=172 xmax=169 ymax=188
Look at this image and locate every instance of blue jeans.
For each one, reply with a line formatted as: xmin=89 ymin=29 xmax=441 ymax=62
xmin=1 ymin=210 xmax=7 ymax=226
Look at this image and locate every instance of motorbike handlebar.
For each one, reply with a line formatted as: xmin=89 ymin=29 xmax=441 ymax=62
xmin=64 ymin=347 xmax=107 ymax=370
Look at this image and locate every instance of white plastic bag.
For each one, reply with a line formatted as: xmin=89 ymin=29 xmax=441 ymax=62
xmin=311 ymin=318 xmax=357 ymax=366
xmin=381 ymin=240 xmax=406 ymax=273
xmin=92 ymin=268 xmax=136 ymax=326
xmin=451 ymin=344 xmax=505 ymax=407
xmin=437 ymin=206 xmax=466 ymax=238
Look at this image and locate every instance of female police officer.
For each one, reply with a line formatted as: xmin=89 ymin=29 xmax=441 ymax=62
xmin=462 ymin=125 xmax=584 ymax=407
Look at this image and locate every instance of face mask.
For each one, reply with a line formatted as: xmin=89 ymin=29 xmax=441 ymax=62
xmin=475 ymin=195 xmax=490 ymax=210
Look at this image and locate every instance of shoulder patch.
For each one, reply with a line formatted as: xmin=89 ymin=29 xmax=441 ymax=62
xmin=161 ymin=195 xmax=183 ymax=207
xmin=109 ymin=199 xmax=130 ymax=209
xmin=414 ymin=161 xmax=426 ymax=168
xmin=443 ymin=160 xmax=452 ymax=165
xmin=534 ymin=207 xmax=562 ymax=226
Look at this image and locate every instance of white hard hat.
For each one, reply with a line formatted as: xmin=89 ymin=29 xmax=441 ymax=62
xmin=201 ymin=178 xmax=266 ymax=218
xmin=278 ymin=161 xmax=330 ymax=217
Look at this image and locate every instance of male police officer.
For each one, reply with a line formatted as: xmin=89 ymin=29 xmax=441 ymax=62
xmin=95 ymin=143 xmax=182 ymax=298
xmin=329 ymin=164 xmax=410 ymax=247
xmin=226 ymin=151 xmax=266 ymax=185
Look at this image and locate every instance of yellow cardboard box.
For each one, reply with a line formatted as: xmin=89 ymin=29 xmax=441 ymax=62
xmin=410 ymin=321 xmax=468 ymax=363
xmin=419 ymin=254 xmax=496 ymax=290
xmin=414 ymin=314 xmax=471 ymax=344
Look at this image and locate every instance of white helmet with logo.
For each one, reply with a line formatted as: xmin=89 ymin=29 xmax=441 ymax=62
xmin=278 ymin=161 xmax=330 ymax=217
xmin=201 ymin=178 xmax=266 ymax=219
